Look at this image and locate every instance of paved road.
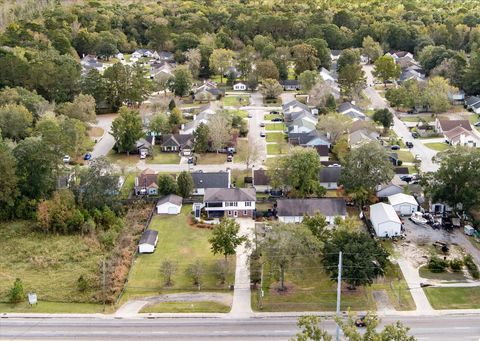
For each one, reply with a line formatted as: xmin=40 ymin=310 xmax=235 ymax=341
xmin=2 ymin=315 xmax=480 ymax=340
xmin=363 ymin=65 xmax=439 ymax=173
xmin=91 ymin=114 xmax=117 ymax=158
xmin=245 ymin=92 xmax=267 ymax=166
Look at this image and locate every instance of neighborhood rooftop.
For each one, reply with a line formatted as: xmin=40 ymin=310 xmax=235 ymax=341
xmin=276 ymin=198 xmax=347 ymax=217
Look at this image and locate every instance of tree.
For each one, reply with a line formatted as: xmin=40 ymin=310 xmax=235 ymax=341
xmin=422 ymin=76 xmax=456 ymax=114
xmin=302 ymin=213 xmax=330 ymax=241
xmin=255 ymin=59 xmax=279 ymax=80
xmin=238 ymin=45 xmax=256 ymax=78
xmin=373 ymin=56 xmax=401 ymax=85
xmin=208 ymin=114 xmax=231 ymax=152
xmin=158 ymin=174 xmax=177 ymax=195
xmin=323 ymin=229 xmax=389 ymax=288
xmin=9 ymin=278 xmax=24 ymax=303
xmin=338 ymin=64 xmax=366 ymax=98
xmin=261 ymin=79 xmax=283 ymax=99
xmin=337 ymin=49 xmax=360 ymax=73
xmin=111 ymin=107 xmax=144 ymax=155
xmin=267 ymin=147 xmax=324 ymax=198
xmin=237 ymin=140 xmax=261 ymax=169
xmin=209 ymin=48 xmax=235 ymax=84
xmin=193 ymin=122 xmax=210 ymax=153
xmin=418 ymin=45 xmax=456 ymax=74
xmin=177 ymin=171 xmax=194 ymax=198
xmin=57 ymin=94 xmax=96 ymax=123
xmin=170 ymin=66 xmax=193 ymax=97
xmin=463 ymin=49 xmax=480 ymax=95
xmin=316 ymin=113 xmax=351 ymax=144
xmin=0 ymin=104 xmax=33 ymax=141
xmin=185 ymin=260 xmax=203 ymax=287
xmin=362 ymin=36 xmax=383 ymax=63
xmin=0 ymin=86 xmax=48 ymax=121
xmin=0 ymin=139 xmax=18 ymax=212
xmin=168 ymin=107 xmax=184 ymax=133
xmin=292 ymin=315 xmax=332 ymax=341
xmin=292 ymin=43 xmax=318 ymax=75
xmin=257 ymin=223 xmax=320 ymax=291
xmin=306 ymin=38 xmax=331 ymax=69
xmin=372 ymin=108 xmax=394 ymax=132
xmin=155 ymin=73 xmax=173 ymax=97
xmin=184 ymin=48 xmax=201 ymax=78
xmin=298 ymin=70 xmax=318 ymax=93
xmin=332 ymin=137 xmax=349 ymax=163
xmin=209 ymin=218 xmax=245 ymax=269
xmin=37 ymin=190 xmax=84 ymax=234
xmin=103 ymin=63 xmax=129 ymax=112
xmin=340 ymin=142 xmax=394 ymax=195
xmin=81 ymin=69 xmax=107 ymax=110
xmin=149 ymin=113 xmax=170 ymax=135
xmin=425 ymin=148 xmax=480 ymax=213
xmin=160 ymin=260 xmax=177 ymax=286
xmin=308 ymin=80 xmax=335 ymax=108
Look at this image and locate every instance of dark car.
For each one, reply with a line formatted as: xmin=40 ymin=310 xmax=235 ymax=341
xmin=355 ymin=316 xmax=367 ymax=327
xmin=406 ymin=141 xmax=414 ymax=148
xmin=411 ymin=132 xmax=419 ymax=139
xmin=270 ymin=110 xmax=279 ymax=115
xmin=84 ymin=153 xmax=92 ymax=161
xmin=391 ymin=145 xmax=400 ymax=150
xmin=271 ymin=117 xmax=284 ymax=122
xmin=400 ymin=175 xmax=413 ymax=182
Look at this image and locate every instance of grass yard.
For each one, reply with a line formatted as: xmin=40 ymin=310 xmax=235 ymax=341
xmin=147 ymin=150 xmax=180 ymax=164
xmin=266 ymin=132 xmax=286 ymax=143
xmin=0 ymin=301 xmax=110 ymax=313
xmin=196 ymin=153 xmax=227 ymax=165
xmin=264 ymin=114 xmax=282 ymax=121
xmin=88 ymin=126 xmax=104 ymax=139
xmin=119 ymin=173 xmax=135 ymax=199
xmin=264 ymin=98 xmax=282 ymax=106
xmin=122 ymin=206 xmax=235 ymax=302
xmin=424 ymin=142 xmax=450 ymax=152
xmin=396 ymin=150 xmax=414 ymax=163
xmin=107 ymin=151 xmax=139 ymax=167
xmin=222 ymin=95 xmax=250 ymax=107
xmin=231 ymin=168 xmax=251 ymax=188
xmin=0 ymin=221 xmax=104 ymax=306
xmin=265 ymin=123 xmax=285 ymax=131
xmin=418 ymin=266 xmax=468 ymax=282
xmin=140 ymin=301 xmax=230 ymax=313
xmin=225 ymin=109 xmax=248 ymax=118
xmin=266 ymin=143 xmax=288 ymax=155
xmin=424 ymin=287 xmax=480 ymax=309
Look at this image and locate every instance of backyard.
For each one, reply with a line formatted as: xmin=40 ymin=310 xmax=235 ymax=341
xmin=424 ymin=142 xmax=450 ymax=152
xmin=106 ymin=151 xmax=139 ymax=167
xmin=266 ymin=143 xmax=288 ymax=155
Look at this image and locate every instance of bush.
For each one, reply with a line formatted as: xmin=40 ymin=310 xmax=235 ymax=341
xmin=77 ymin=275 xmax=88 ymax=292
xmin=449 ymin=258 xmax=463 ymax=272
xmin=427 ymin=255 xmax=448 ymax=273
xmin=9 ymin=278 xmax=24 ymax=303
xmin=464 ymin=254 xmax=480 ymax=279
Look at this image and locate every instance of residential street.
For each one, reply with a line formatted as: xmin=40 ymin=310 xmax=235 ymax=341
xmin=244 ymin=92 xmax=267 ymax=166
xmin=2 ymin=315 xmax=480 ymax=340
xmin=91 ymin=113 xmax=117 ymax=158
xmin=362 ymin=65 xmax=439 ymax=173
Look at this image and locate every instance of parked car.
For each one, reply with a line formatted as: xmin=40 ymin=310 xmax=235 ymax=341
xmin=406 ymin=141 xmax=414 ymax=148
xmin=62 ymin=155 xmax=71 ymax=163
xmin=391 ymin=145 xmax=400 ymax=150
xmin=411 ymin=132 xmax=419 ymax=139
xmin=83 ymin=153 xmax=92 ymax=161
xmin=354 ymin=316 xmax=367 ymax=327
xmin=248 ymin=113 xmax=252 ymax=118
xmin=260 ymin=122 xmax=265 ymax=127
xmin=270 ymin=110 xmax=279 ymax=115
xmin=415 ymin=154 xmax=421 ymax=161
xmin=227 ymin=154 xmax=233 ymax=162
xmin=260 ymin=131 xmax=266 ymax=137
xmin=400 ymin=175 xmax=412 ymax=182
xmin=474 ymin=122 xmax=480 ymax=127
xmin=271 ymin=117 xmax=284 ymax=122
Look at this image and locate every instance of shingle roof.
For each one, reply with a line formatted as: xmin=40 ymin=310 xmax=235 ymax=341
xmin=253 ymin=169 xmax=269 ymax=186
xmin=438 ymin=119 xmax=472 ymax=132
xmin=277 ymin=198 xmax=347 ymax=217
xmin=162 ymin=134 xmax=193 ymax=148
xmin=157 ymin=194 xmax=183 ymax=207
xmin=280 ymin=79 xmax=300 ymax=86
xmin=282 ymin=100 xmax=310 ymax=112
xmin=136 ymin=168 xmax=158 ymax=189
xmin=204 ymin=188 xmax=256 ymax=202
xmin=192 ymin=171 xmax=230 ymax=189
xmin=315 ymin=145 xmax=329 ymax=157
xmin=337 ymin=102 xmax=365 ymax=115
xmin=319 ymin=167 xmax=342 ymax=183
xmin=139 ymin=229 xmax=158 ymax=246
xmin=465 ymin=96 xmax=480 ymax=106
xmin=444 ymin=126 xmax=475 ymax=140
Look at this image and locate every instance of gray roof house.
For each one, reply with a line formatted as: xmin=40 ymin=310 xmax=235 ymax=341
xmin=337 ymin=102 xmax=366 ymax=120
xmin=280 ymin=79 xmax=301 ymax=91
xmin=319 ymin=167 xmax=342 ymax=189
xmin=465 ymin=96 xmax=480 ymax=109
xmin=276 ymin=198 xmax=347 ymax=224
xmin=203 ymin=188 xmax=256 ymax=218
xmin=191 ymin=170 xmax=231 ymax=195
xmin=138 ymin=229 xmax=159 ymax=253
xmin=161 ymin=134 xmax=193 ymax=152
xmin=288 ymin=130 xmax=331 ymax=148
xmin=283 ymin=100 xmax=310 ymax=114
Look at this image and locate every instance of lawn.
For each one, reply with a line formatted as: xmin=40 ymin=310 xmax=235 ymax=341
xmin=266 ymin=144 xmax=288 ymax=155
xmin=222 ymin=95 xmax=250 ymax=107
xmin=225 ymin=109 xmax=248 ymax=118
xmin=0 ymin=301 xmax=110 ymax=313
xmin=0 ymin=221 xmax=104 ymax=306
xmin=231 ymin=168 xmax=251 ymax=188
xmin=418 ymin=265 xmax=468 ymax=282
xmin=424 ymin=287 xmax=480 ymax=309
xmin=266 ymin=132 xmax=286 ymax=143
xmin=140 ymin=301 xmax=230 ymax=313
xmin=107 ymin=151 xmax=139 ymax=167
xmin=265 ymin=123 xmax=285 ymax=131
xmin=265 ymin=114 xmax=282 ymax=121
xmin=119 ymin=173 xmax=135 ymax=199
xmin=196 ymin=153 xmax=227 ymax=164
xmin=264 ymin=98 xmax=282 ymax=106
xmin=396 ymin=150 xmax=414 ymax=163
xmin=400 ymin=116 xmax=434 ymax=123
xmin=147 ymin=150 xmax=180 ymax=164
xmin=122 ymin=206 xmax=235 ymax=301
xmin=424 ymin=142 xmax=450 ymax=152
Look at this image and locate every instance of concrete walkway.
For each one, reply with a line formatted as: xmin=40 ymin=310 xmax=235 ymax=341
xmin=396 ymin=258 xmax=434 ymax=313
xmin=229 ymin=218 xmax=255 ymax=318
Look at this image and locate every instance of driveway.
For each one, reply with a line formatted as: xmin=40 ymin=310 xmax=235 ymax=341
xmin=91 ymin=113 xmax=117 ymax=158
xmin=280 ymin=92 xmax=295 ymax=104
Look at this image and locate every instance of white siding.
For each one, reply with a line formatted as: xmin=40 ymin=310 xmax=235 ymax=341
xmin=278 ymin=215 xmax=344 ymax=224
xmin=138 ymin=243 xmax=155 ymax=253
xmin=157 ymin=203 xmax=182 ymax=214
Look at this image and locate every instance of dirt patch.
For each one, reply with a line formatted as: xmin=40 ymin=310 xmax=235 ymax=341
xmin=269 ymin=282 xmax=296 ymax=296
xmin=373 ymin=290 xmax=394 ymax=311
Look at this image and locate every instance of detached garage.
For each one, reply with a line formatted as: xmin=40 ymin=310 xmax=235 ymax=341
xmin=370 ymin=203 xmax=402 ymax=238
xmin=156 ymin=194 xmax=183 ymax=215
xmin=388 ymin=193 xmax=418 ymax=216
xmin=138 ymin=230 xmax=159 ymax=254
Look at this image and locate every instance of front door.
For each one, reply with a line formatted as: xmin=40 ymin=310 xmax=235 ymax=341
xmin=233 ymin=211 xmax=238 ymax=218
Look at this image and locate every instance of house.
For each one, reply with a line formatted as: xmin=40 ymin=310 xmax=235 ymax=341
xmin=337 ymin=102 xmax=366 ymax=120
xmin=369 ymin=203 xmax=402 ymax=238
xmin=156 ymin=194 xmax=183 ymax=214
xmin=399 ymin=69 xmax=426 ymax=83
xmin=203 ymin=188 xmax=256 ymax=218
xmin=319 ymin=67 xmax=336 ymax=82
xmin=330 ymin=50 xmax=342 ymax=61
xmin=194 ymin=82 xmax=225 ymax=101
xmin=253 ymin=168 xmax=270 ymax=193
xmin=192 ymin=170 xmax=231 ymax=195
xmin=138 ymin=229 xmax=158 ymax=254
xmin=448 ymin=90 xmax=465 ymax=103
xmin=131 ymin=50 xmax=142 ymax=60
xmin=151 ymin=61 xmax=175 ymax=80
xmin=181 ymin=102 xmax=218 ymax=134
xmin=276 ymin=198 xmax=347 ymax=224
xmin=388 ymin=193 xmax=418 ymax=216
xmin=136 ymin=136 xmax=155 ymax=155
xmin=280 ymin=79 xmax=300 ymax=91
xmin=472 ymin=101 xmax=480 ymax=115
xmin=376 ymin=183 xmax=403 ymax=198
xmin=283 ymin=100 xmax=311 ymax=116
xmin=385 ymin=51 xmax=415 ymax=67
xmin=348 ymin=120 xmax=380 ymax=148
xmin=158 ymin=51 xmax=174 ymax=62
xmin=444 ymin=126 xmax=479 ymax=147
xmin=315 ymin=145 xmax=329 ymax=161
xmin=80 ymin=55 xmax=105 ymax=75
xmin=233 ymin=82 xmax=247 ymax=91
xmin=319 ymin=167 xmax=341 ymax=189
xmin=134 ymin=168 xmax=158 ymax=196
xmin=287 ymin=117 xmax=317 ymax=134
xmin=115 ymin=52 xmax=124 ymax=60
xmin=288 ymin=130 xmax=331 ymax=148
xmin=161 ymin=134 xmax=193 ymax=153
xmin=465 ymin=96 xmax=480 ymax=110
xmin=435 ymin=119 xmax=472 ymax=134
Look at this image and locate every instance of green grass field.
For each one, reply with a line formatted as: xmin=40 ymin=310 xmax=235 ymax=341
xmin=266 ymin=132 xmax=286 ymax=143
xmin=196 ymin=153 xmax=227 ymax=164
xmin=266 ymin=144 xmax=288 ymax=155
xmin=396 ymin=150 xmax=414 ymax=163
xmin=106 ymin=151 xmax=139 ymax=167
xmin=0 ymin=301 xmax=110 ymax=313
xmin=265 ymin=123 xmax=285 ymax=131
xmin=140 ymin=301 xmax=230 ymax=313
xmin=147 ymin=151 xmax=180 ymax=164
xmin=424 ymin=142 xmax=450 ymax=152
xmin=122 ymin=206 xmax=235 ymax=301
xmin=225 ymin=109 xmax=248 ymax=118
xmin=0 ymin=221 xmax=104 ymax=306
xmin=424 ymin=287 xmax=480 ymax=309
xmin=264 ymin=114 xmax=282 ymax=121
xmin=418 ymin=265 xmax=468 ymax=282
xmin=222 ymin=95 xmax=250 ymax=107
xmin=119 ymin=173 xmax=135 ymax=199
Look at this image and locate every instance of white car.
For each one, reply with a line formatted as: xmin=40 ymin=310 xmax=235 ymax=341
xmin=260 ymin=131 xmax=266 ymax=137
xmin=62 ymin=155 xmax=71 ymax=163
xmin=140 ymin=151 xmax=147 ymax=159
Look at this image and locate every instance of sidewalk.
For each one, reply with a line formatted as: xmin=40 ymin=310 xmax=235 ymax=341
xmin=396 ymin=258 xmax=434 ymax=313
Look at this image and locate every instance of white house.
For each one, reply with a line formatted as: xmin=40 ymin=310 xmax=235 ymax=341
xmin=138 ymin=230 xmax=159 ymax=254
xmin=203 ymin=188 xmax=256 ymax=218
xmin=388 ymin=193 xmax=418 ymax=216
xmin=156 ymin=194 xmax=183 ymax=215
xmin=370 ymin=203 xmax=402 ymax=238
xmin=276 ymin=198 xmax=346 ymax=224
xmin=233 ymin=82 xmax=247 ymax=91
xmin=131 ymin=51 xmax=142 ymax=60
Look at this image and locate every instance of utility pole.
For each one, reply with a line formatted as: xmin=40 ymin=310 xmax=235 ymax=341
xmin=336 ymin=251 xmax=343 ymax=341
xmin=259 ymin=264 xmax=264 ymax=310
xmin=102 ymin=257 xmax=106 ymax=312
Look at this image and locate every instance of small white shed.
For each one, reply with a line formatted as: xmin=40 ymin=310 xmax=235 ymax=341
xmin=138 ymin=230 xmax=159 ymax=254
xmin=156 ymin=194 xmax=183 ymax=215
xmin=388 ymin=193 xmax=418 ymax=216
xmin=370 ymin=203 xmax=402 ymax=238
xmin=233 ymin=82 xmax=247 ymax=91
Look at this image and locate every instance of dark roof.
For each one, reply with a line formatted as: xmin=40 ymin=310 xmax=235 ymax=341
xmin=465 ymin=96 xmax=480 ymax=106
xmin=276 ymin=198 xmax=347 ymax=217
xmin=157 ymin=194 xmax=183 ymax=206
xmin=192 ymin=171 xmax=230 ymax=189
xmin=204 ymin=188 xmax=256 ymax=202
xmin=394 ymin=167 xmax=409 ymax=175
xmin=438 ymin=119 xmax=472 ymax=132
xmin=162 ymin=134 xmax=193 ymax=148
xmin=337 ymin=102 xmax=364 ymax=114
xmin=280 ymin=79 xmax=300 ymax=86
xmin=315 ymin=145 xmax=329 ymax=157
xmin=319 ymin=167 xmax=342 ymax=183
xmin=288 ymin=131 xmax=330 ymax=146
xmin=139 ymin=229 xmax=158 ymax=246
xmin=253 ymin=169 xmax=269 ymax=186
xmin=321 ymin=161 xmax=341 ymax=167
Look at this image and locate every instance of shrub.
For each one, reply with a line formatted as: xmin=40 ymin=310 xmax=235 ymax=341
xmin=449 ymin=258 xmax=463 ymax=272
xmin=185 ymin=260 xmax=203 ymax=287
xmin=9 ymin=278 xmax=24 ymax=303
xmin=464 ymin=254 xmax=479 ymax=279
xmin=77 ymin=275 xmax=88 ymax=292
xmin=427 ymin=255 xmax=448 ymax=273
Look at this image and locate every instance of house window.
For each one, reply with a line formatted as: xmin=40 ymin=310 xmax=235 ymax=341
xmin=228 ymin=211 xmax=232 ymax=216
xmin=243 ymin=210 xmax=247 ymax=215
xmin=228 ymin=201 xmax=238 ymax=207
xmin=245 ymin=201 xmax=251 ymax=207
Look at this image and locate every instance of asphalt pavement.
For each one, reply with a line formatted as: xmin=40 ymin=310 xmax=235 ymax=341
xmin=91 ymin=113 xmax=117 ymax=158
